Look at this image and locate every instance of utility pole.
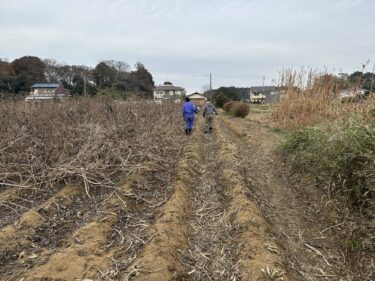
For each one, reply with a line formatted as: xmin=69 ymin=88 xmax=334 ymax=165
xmin=84 ymin=74 xmax=87 ymax=96
xmin=371 ymin=64 xmax=375 ymax=94
xmin=209 ymin=73 xmax=212 ymax=100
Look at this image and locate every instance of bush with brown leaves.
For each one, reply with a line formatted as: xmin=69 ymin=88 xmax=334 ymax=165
xmin=223 ymin=101 xmax=235 ymax=112
xmin=232 ymin=102 xmax=250 ymax=118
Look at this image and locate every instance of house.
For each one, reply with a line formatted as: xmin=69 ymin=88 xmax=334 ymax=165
xmin=339 ymin=88 xmax=367 ymax=101
xmin=188 ymin=92 xmax=207 ymax=106
xmin=153 ymin=82 xmax=186 ymax=103
xmin=25 ymin=83 xmax=70 ymax=101
xmin=249 ymin=92 xmax=267 ymax=103
xmin=249 ymin=86 xmax=280 ymax=103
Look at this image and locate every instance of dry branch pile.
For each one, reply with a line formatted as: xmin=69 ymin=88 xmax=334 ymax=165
xmin=0 ymin=98 xmax=184 ymax=193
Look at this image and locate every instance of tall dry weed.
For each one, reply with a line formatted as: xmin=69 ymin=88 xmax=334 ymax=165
xmin=271 ymin=68 xmax=375 ymax=128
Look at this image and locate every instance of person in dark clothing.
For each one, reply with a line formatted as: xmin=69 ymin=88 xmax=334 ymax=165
xmin=203 ymin=100 xmax=218 ymax=133
xmin=182 ymin=96 xmax=197 ymax=135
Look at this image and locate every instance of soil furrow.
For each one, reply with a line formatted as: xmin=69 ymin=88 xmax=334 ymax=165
xmin=19 ymin=178 xmax=139 ymax=280
xmin=1 ymin=181 xmax=137 ymax=280
xmin=0 ymin=185 xmax=84 ymax=280
xmin=0 ymin=186 xmax=58 ymax=229
xmin=122 ymin=131 xmax=200 ymax=281
xmin=178 ymin=128 xmax=240 ymax=280
xmin=216 ymin=116 xmax=288 ymax=281
xmin=12 ymin=145 xmax=186 ymax=280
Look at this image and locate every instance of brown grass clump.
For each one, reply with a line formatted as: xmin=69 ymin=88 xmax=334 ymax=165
xmin=0 ymin=98 xmax=183 ymax=194
xmin=271 ymin=68 xmax=375 ymax=129
xmin=223 ymin=101 xmax=250 ymax=118
xmin=223 ymin=101 xmax=235 ymax=112
xmin=231 ymin=102 xmax=250 ymax=118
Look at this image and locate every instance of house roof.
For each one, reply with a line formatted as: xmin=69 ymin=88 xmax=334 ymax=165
xmin=154 ymin=85 xmax=184 ymax=91
xmin=188 ymin=93 xmax=207 ymax=99
xmin=32 ymin=83 xmax=60 ymax=88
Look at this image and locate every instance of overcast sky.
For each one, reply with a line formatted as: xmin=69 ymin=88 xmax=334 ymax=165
xmin=0 ymin=0 xmax=374 ymax=92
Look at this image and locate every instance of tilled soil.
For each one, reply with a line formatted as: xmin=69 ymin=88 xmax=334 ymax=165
xmin=0 ymin=152 xmax=185 ymax=280
xmin=0 ymin=186 xmax=57 ymax=229
xmin=177 ymin=130 xmax=241 ymax=280
xmin=123 ymin=116 xmax=285 ymax=281
xmin=0 ymin=113 xmax=373 ymax=281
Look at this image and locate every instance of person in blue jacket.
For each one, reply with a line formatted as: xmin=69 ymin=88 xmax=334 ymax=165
xmin=182 ymin=96 xmax=197 ymax=135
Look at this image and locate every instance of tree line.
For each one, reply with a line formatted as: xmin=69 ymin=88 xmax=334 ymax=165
xmin=0 ymin=56 xmax=154 ymax=98
xmin=344 ymin=71 xmax=374 ymax=91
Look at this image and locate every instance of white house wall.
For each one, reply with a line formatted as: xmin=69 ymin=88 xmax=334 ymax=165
xmin=153 ymin=90 xmax=166 ymax=99
xmin=153 ymin=88 xmax=185 ymax=101
xmin=34 ymin=88 xmax=55 ymax=94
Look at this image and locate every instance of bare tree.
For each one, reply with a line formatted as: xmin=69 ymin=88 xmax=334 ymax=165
xmin=44 ymin=59 xmax=61 ymax=83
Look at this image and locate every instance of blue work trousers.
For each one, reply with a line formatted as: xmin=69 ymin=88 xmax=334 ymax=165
xmin=184 ymin=114 xmax=195 ymax=129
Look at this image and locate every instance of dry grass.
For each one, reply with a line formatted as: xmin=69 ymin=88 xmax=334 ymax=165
xmin=272 ymin=68 xmax=375 ymax=209
xmin=0 ymin=98 xmax=183 ymax=194
xmin=271 ymin=68 xmax=375 ymax=129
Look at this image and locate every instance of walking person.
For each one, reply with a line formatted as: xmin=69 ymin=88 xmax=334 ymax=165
xmin=182 ymin=96 xmax=197 ymax=135
xmin=203 ymin=99 xmax=218 ymax=133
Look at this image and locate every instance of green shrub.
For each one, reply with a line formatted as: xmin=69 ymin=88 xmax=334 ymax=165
xmin=283 ymin=118 xmax=375 ymax=209
xmin=231 ymin=102 xmax=250 ymax=118
xmin=215 ymin=93 xmax=229 ymax=108
xmin=97 ymin=88 xmax=143 ymax=100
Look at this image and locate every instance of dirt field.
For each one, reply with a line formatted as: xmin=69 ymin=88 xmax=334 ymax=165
xmin=0 ymin=111 xmax=374 ymax=281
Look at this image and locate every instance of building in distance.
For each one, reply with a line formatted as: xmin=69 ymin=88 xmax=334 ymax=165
xmin=187 ymin=92 xmax=207 ymax=106
xmin=249 ymin=86 xmax=280 ymax=103
xmin=153 ymin=82 xmax=186 ymax=103
xmin=25 ymin=83 xmax=70 ymax=101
